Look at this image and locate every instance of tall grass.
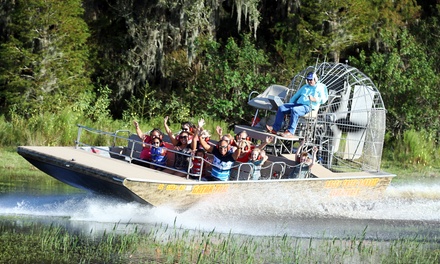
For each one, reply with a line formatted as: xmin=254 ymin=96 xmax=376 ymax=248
xmin=383 ymin=129 xmax=440 ymax=173
xmin=0 ymin=220 xmax=438 ymax=264
xmin=0 ymin=111 xmax=233 ymax=147
xmin=0 ymin=221 xmax=140 ymax=263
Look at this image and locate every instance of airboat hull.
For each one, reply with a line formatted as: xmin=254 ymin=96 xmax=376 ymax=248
xmin=17 ymin=146 xmax=394 ymax=211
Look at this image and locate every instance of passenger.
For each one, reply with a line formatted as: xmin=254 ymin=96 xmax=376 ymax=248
xmin=150 ymin=138 xmax=167 ymax=170
xmin=191 ymin=119 xmax=214 ymax=151
xmin=196 ymin=119 xmax=240 ymax=181
xmin=164 ymin=116 xmax=195 ymax=146
xmin=235 ymin=130 xmax=273 ymax=162
xmin=266 ymin=72 xmax=328 ymax=138
xmin=180 ymin=121 xmax=196 ymax=144
xmin=133 ymin=121 xmax=164 ymax=164
xmin=173 ymin=130 xmax=193 ymax=171
xmin=192 ymin=129 xmax=211 ymax=149
xmin=215 ymin=126 xmax=239 ymax=151
xmin=221 ymin=134 xmax=236 ymax=153
xmin=248 ymin=148 xmax=268 ymax=180
xmin=181 ymin=121 xmax=195 ymax=132
xmin=289 ymin=140 xmax=318 ymax=179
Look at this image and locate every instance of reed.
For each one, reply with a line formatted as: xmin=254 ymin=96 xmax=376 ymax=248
xmin=0 ymin=220 xmax=438 ymax=264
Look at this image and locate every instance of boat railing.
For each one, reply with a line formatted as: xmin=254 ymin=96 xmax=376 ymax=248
xmin=234 ymin=163 xmax=254 ymax=181
xmin=75 ymin=124 xmax=292 ymax=181
xmin=126 ymin=139 xmax=209 ymax=180
xmin=113 ymin=129 xmax=132 ymax=146
xmin=75 ymin=125 xmax=206 ymax=180
xmin=230 ymin=160 xmax=287 ymax=181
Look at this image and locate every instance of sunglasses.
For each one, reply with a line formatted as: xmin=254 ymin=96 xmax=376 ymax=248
xmin=219 ymin=145 xmax=228 ymax=149
xmin=180 ymin=136 xmax=188 ymax=139
xmin=307 ymin=79 xmax=313 ymax=82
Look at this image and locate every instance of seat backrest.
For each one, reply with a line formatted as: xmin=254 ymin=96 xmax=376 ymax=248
xmin=126 ymin=134 xmax=143 ymax=158
xmin=248 ymin=85 xmax=289 ymax=110
xmin=163 ymin=142 xmax=175 ymax=167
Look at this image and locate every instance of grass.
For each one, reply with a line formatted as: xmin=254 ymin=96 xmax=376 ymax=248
xmin=381 ymin=159 xmax=440 ymax=182
xmin=0 ymin=220 xmax=439 ymax=264
xmin=0 ymin=221 xmax=140 ymax=263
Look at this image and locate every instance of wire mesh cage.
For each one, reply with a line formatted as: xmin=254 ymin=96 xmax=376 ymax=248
xmin=287 ymin=62 xmax=386 ymax=172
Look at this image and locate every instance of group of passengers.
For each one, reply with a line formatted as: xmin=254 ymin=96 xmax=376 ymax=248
xmin=133 ymin=71 xmax=326 ymax=181
xmin=133 ymin=117 xmax=273 ymax=181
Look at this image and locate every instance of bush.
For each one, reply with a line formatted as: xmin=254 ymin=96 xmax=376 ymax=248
xmin=385 ymin=129 xmax=439 ymax=169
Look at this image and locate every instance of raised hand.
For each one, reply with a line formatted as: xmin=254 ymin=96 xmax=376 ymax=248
xmin=216 ymin=126 xmax=223 ymax=136
xmin=198 ymin=118 xmax=205 ymax=129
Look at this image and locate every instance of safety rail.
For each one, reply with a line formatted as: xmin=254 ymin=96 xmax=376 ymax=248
xmin=75 ymin=125 xmax=204 ymax=180
xmin=75 ymin=124 xmax=301 ymax=181
xmin=233 ymin=161 xmax=288 ymax=180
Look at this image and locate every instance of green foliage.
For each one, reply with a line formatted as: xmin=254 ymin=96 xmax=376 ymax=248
xmin=0 ymin=107 xmax=125 ymax=147
xmin=412 ymin=6 xmax=440 ymax=72
xmin=0 ymin=0 xmax=92 ymax=117
xmin=297 ymin=0 xmax=375 ymax=62
xmin=0 ymin=82 xmax=116 ymax=146
xmin=123 ymin=82 xmax=163 ymax=122
xmin=271 ymin=13 xmax=307 ymax=83
xmin=384 ymin=129 xmax=439 ymax=169
xmin=350 ymin=28 xmax=440 ymax=135
xmin=167 ymin=34 xmax=275 ymax=124
xmin=124 ymin=82 xmax=192 ymax=126
xmin=83 ymin=85 xmax=112 ymax=122
xmin=0 ymin=222 xmax=140 ymax=263
xmin=368 ymin=0 xmax=421 ymax=53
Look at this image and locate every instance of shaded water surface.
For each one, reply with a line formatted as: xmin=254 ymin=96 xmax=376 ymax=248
xmin=1 ymin=173 xmax=439 ymax=241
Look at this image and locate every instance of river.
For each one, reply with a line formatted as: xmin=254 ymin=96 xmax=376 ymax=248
xmin=1 ymin=173 xmax=439 ymax=242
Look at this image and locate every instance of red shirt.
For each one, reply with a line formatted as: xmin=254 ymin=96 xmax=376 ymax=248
xmin=236 ymin=145 xmax=255 ymax=162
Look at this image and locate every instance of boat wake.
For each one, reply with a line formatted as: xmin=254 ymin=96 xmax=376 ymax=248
xmin=1 ymin=182 xmax=439 ymax=239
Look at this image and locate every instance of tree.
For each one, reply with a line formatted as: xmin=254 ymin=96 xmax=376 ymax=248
xmin=351 ymin=29 xmax=440 ymax=136
xmin=163 ymin=34 xmax=274 ymax=123
xmin=368 ymin=0 xmax=421 ymax=53
xmin=296 ymin=0 xmax=376 ymax=62
xmin=0 ymin=0 xmax=92 ymax=117
xmin=85 ymin=0 xmax=263 ymax=118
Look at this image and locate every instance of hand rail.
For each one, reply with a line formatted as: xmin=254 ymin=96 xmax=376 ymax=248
xmin=75 ymin=124 xmax=294 ymax=182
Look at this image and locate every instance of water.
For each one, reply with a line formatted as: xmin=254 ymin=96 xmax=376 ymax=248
xmin=1 ymin=174 xmax=440 ymax=241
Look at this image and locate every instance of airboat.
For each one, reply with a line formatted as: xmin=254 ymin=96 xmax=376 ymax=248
xmin=17 ymin=62 xmax=395 ymax=211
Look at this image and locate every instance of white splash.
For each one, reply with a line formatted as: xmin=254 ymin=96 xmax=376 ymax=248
xmin=1 ymin=181 xmax=439 ymax=238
